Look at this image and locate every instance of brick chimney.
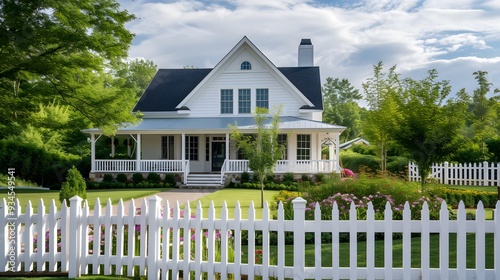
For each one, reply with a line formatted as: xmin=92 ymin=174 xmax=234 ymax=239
xmin=298 ymin=39 xmax=313 ymax=67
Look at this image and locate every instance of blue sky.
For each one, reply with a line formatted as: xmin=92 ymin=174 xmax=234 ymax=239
xmin=118 ymin=0 xmax=500 ymax=99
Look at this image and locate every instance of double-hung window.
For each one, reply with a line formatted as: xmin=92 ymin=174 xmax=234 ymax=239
xmin=238 ymin=89 xmax=251 ymax=114
xmin=220 ymin=89 xmax=233 ymax=114
xmin=256 ymin=88 xmax=269 ymax=109
xmin=277 ymin=134 xmax=288 ymax=160
xmin=296 ymin=134 xmax=310 ymax=160
xmin=185 ymin=136 xmax=199 ymax=160
xmin=161 ymin=136 xmax=174 ymax=159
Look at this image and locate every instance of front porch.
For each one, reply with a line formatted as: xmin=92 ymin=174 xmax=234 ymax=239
xmin=84 ymin=116 xmax=346 ymax=187
xmin=91 ymin=159 xmax=340 ymax=186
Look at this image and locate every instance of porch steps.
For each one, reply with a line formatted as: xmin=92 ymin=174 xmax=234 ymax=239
xmin=182 ymin=173 xmax=224 ymax=188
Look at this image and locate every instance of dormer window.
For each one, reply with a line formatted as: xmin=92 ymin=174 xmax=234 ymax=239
xmin=240 ymin=61 xmax=251 ymax=70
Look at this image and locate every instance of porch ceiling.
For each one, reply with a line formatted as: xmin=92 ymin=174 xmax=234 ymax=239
xmin=82 ymin=116 xmax=346 ymax=134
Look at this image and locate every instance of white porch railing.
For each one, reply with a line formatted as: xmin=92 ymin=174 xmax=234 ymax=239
xmin=223 ymin=159 xmax=339 ymax=174
xmin=94 ymin=160 xmax=185 ymax=173
xmin=140 ymin=160 xmax=184 ymax=172
xmin=95 ymin=159 xmax=136 ymax=172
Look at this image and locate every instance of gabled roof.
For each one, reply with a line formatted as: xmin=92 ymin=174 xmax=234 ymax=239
xmin=133 ymin=66 xmax=323 ymax=112
xmin=133 ymin=36 xmax=323 ymax=112
xmin=133 ymin=69 xmax=211 ymax=112
xmin=339 ymin=137 xmax=371 ymax=149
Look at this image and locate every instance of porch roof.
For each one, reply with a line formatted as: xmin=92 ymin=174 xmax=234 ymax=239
xmin=82 ymin=116 xmax=345 ymax=134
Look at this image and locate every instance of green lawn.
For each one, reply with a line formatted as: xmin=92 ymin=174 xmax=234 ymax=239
xmin=1 ymin=188 xmax=165 ymax=213
xmin=190 ymin=188 xmax=281 ymax=219
xmin=444 ymin=185 xmax=498 ymax=193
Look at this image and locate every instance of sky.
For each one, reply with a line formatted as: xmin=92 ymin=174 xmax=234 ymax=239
xmin=117 ymin=0 xmax=500 ymax=100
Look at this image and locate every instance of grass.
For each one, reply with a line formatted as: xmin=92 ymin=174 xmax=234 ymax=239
xmin=445 ymin=185 xmax=498 ymax=193
xmin=2 ymin=188 xmax=165 ymax=213
xmin=190 ymin=188 xmax=281 ymax=219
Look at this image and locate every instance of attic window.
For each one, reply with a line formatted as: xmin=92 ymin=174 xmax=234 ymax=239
xmin=240 ymin=61 xmax=251 ymax=70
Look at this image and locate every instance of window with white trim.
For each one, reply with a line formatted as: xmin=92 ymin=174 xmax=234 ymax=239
xmin=161 ymin=136 xmax=174 ymax=159
xmin=220 ymin=89 xmax=233 ymax=114
xmin=185 ymin=136 xmax=199 ymax=160
xmin=256 ymin=88 xmax=269 ymax=109
xmin=238 ymin=89 xmax=251 ymax=114
xmin=296 ymin=134 xmax=310 ymax=160
xmin=241 ymin=61 xmax=251 ymax=70
xmin=278 ymin=134 xmax=288 ymax=160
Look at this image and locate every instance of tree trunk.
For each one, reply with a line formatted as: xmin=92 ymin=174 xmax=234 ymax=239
xmin=260 ymin=179 xmax=265 ymax=208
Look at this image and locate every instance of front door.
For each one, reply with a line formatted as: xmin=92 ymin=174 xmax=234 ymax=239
xmin=211 ymin=142 xmax=225 ymax=172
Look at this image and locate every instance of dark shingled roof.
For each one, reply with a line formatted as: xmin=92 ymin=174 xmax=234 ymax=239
xmin=133 ymin=66 xmax=323 ymax=112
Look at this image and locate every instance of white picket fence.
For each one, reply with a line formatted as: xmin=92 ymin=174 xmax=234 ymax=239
xmin=1 ymin=196 xmax=500 ymax=280
xmin=408 ymin=161 xmax=500 ymax=187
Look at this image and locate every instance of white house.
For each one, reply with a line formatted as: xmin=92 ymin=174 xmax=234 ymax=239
xmin=83 ymin=37 xmax=345 ymax=187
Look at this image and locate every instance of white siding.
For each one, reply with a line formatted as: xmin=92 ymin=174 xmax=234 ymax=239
xmin=185 ymin=48 xmax=308 ymax=118
xmin=141 ymin=135 xmax=161 ymax=159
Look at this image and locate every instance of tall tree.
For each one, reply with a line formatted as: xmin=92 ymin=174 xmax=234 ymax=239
xmin=362 ymin=62 xmax=402 ymax=172
xmin=323 ymin=77 xmax=363 ymax=142
xmin=468 ymin=71 xmax=499 ymax=159
xmin=0 ymin=0 xmax=138 ymax=134
xmin=230 ymin=107 xmax=285 ymax=208
xmin=113 ymin=59 xmax=158 ymax=99
xmin=393 ymin=70 xmax=468 ymax=186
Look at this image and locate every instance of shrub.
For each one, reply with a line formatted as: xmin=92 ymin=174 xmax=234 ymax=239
xmin=116 ymin=173 xmax=128 ymax=183
xmin=315 ymin=173 xmax=325 ymax=183
xmin=102 ymin=174 xmax=114 ymax=183
xmin=282 ymin=172 xmax=295 ymax=184
xmin=147 ymin=172 xmax=161 ymax=183
xmin=59 ymin=166 xmax=87 ymax=204
xmin=164 ymin=174 xmax=176 ymax=187
xmin=241 ymin=171 xmax=250 ymax=183
xmin=340 ymin=150 xmax=379 ymax=173
xmin=301 ymin=174 xmax=310 ymax=182
xmin=132 ymin=173 xmax=144 ymax=184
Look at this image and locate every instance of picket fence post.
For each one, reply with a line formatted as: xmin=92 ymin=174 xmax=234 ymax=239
xmin=69 ymin=196 xmax=83 ymax=278
xmin=292 ymin=197 xmax=306 ymax=279
xmin=443 ymin=161 xmax=449 ymax=184
xmin=483 ymin=161 xmax=489 ymax=186
xmin=147 ymin=195 xmax=161 ymax=280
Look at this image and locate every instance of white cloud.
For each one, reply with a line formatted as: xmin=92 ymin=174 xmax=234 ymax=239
xmin=121 ymin=0 xmax=500 ymax=97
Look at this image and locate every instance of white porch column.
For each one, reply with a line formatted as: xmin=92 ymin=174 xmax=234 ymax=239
xmin=225 ymin=133 xmax=230 ymax=161
xmin=110 ymin=136 xmax=115 ymax=157
xmin=90 ymin=134 xmax=96 ymax=172
xmin=316 ymin=132 xmax=321 ymax=160
xmin=181 ymin=133 xmax=186 ymax=161
xmin=335 ymin=133 xmax=340 ymax=172
xmin=136 ymin=134 xmax=141 ymax=172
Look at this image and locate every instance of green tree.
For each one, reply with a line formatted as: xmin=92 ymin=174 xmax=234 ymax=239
xmin=113 ymin=59 xmax=158 ymax=99
xmin=467 ymin=71 xmax=499 ymax=159
xmin=59 ymin=166 xmax=87 ymax=204
xmin=323 ymin=77 xmax=363 ymax=142
xmin=0 ymin=0 xmax=138 ymax=134
xmin=230 ymin=107 xmax=285 ymax=208
xmin=393 ymin=70 xmax=468 ymax=186
xmin=362 ymin=62 xmax=402 ymax=172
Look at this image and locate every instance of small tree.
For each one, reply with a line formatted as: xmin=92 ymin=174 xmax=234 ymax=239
xmin=59 ymin=166 xmax=87 ymax=204
xmin=230 ymin=107 xmax=285 ymax=208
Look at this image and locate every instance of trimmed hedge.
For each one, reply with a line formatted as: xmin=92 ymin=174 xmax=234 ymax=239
xmin=427 ymin=187 xmax=498 ymax=208
xmin=340 ymin=150 xmax=408 ymax=174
